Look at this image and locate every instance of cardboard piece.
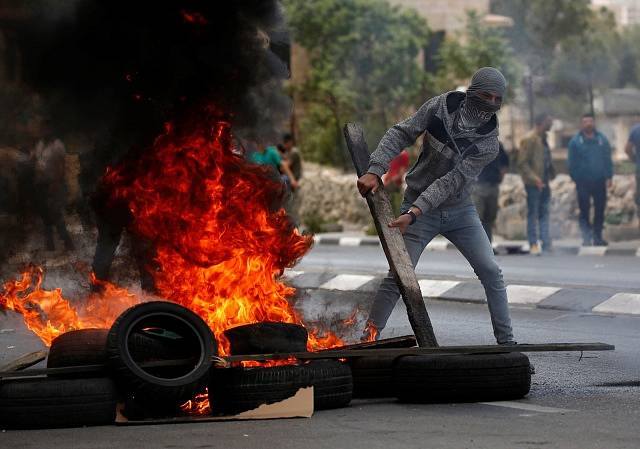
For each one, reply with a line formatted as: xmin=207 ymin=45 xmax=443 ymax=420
xmin=115 ymin=386 xmax=314 ymax=425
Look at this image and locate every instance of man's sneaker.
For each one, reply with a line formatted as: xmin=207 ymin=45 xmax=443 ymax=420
xmin=593 ymin=238 xmax=608 ymax=246
xmin=529 ymin=243 xmax=541 ymax=256
xmin=498 ymin=340 xmax=518 ymax=346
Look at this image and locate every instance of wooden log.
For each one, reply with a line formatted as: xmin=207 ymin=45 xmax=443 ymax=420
xmin=224 ymin=342 xmax=615 ymax=363
xmin=0 ymin=350 xmax=48 ymax=372
xmin=343 ymin=123 xmax=438 ymax=347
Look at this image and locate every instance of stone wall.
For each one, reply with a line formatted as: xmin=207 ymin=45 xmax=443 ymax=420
xmin=496 ymin=173 xmax=638 ymax=240
xmin=298 ymin=163 xmax=639 ymax=239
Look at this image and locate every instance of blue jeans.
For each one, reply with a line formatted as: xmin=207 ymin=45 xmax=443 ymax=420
xmin=368 ymin=201 xmax=515 ymax=344
xmin=525 ymin=185 xmax=551 ymax=249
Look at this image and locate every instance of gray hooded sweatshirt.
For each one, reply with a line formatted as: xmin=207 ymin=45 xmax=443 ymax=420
xmin=367 ymin=91 xmax=500 ymax=213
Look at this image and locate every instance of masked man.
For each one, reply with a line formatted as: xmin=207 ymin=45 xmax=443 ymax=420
xmin=357 ymin=67 xmax=515 ymax=345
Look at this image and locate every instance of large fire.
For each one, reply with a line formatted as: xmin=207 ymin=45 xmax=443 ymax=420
xmin=0 ymin=112 xmax=344 ymax=354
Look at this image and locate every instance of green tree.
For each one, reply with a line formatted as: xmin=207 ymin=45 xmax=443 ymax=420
xmin=430 ymin=11 xmax=520 ymax=99
xmin=283 ymin=0 xmax=430 ymax=168
xmin=548 ymin=7 xmax=620 ymax=117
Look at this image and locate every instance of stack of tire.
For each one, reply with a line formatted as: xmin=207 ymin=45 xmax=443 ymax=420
xmin=209 ymin=322 xmax=353 ymax=415
xmin=349 ymin=352 xmax=532 ymax=402
xmin=0 ymin=301 xmax=217 ymax=429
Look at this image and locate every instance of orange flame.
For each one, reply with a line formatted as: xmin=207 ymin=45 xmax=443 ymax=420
xmin=362 ymin=321 xmax=379 ymax=343
xmin=101 ymin=113 xmax=344 ymax=356
xmin=0 ymin=266 xmax=140 ymax=346
xmin=1 ymin=111 xmax=349 ymax=415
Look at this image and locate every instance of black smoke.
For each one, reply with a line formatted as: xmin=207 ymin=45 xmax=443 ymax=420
xmin=15 ymin=0 xmax=290 ymax=189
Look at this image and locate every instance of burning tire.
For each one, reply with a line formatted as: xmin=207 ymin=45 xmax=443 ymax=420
xmin=349 ymin=355 xmax=399 ymax=398
xmin=106 ymin=301 xmax=216 ymax=408
xmin=47 ymin=328 xmax=184 ymax=375
xmin=209 ymin=360 xmax=353 ymax=415
xmin=393 ymin=352 xmax=531 ymax=403
xmin=224 ymin=322 xmax=308 ymax=355
xmin=47 ymin=329 xmax=110 ymax=369
xmin=0 ymin=377 xmax=116 ymax=429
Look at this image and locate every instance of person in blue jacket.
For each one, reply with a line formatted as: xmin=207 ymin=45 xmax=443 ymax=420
xmin=567 ymin=113 xmax=613 ymax=246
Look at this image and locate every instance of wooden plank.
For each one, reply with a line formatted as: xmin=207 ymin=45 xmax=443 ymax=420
xmin=0 ymin=342 xmax=614 ymax=378
xmin=343 ymin=123 xmax=438 ymax=347
xmin=224 ymin=342 xmax=615 ymax=363
xmin=0 ymin=350 xmax=48 ymax=372
xmin=322 ymin=335 xmax=417 ymax=351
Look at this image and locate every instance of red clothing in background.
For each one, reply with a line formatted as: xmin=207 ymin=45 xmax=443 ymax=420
xmin=384 ymin=149 xmax=410 ymax=187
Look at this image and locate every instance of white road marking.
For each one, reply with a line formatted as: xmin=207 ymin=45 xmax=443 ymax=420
xmin=426 ymin=239 xmax=450 ymax=251
xmin=282 ymin=269 xmax=304 ymax=280
xmin=592 ymin=292 xmax=640 ymax=315
xmin=319 ymin=274 xmax=374 ymax=291
xmin=418 ymin=279 xmax=460 ymax=298
xmin=578 ymin=246 xmax=607 ymax=256
xmin=479 ymin=401 xmax=576 ymax=413
xmin=506 ymin=284 xmax=561 ymax=304
xmin=339 ymin=237 xmax=363 ymax=246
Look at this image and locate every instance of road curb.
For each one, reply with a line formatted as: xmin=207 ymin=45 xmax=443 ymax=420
xmin=284 ymin=270 xmax=640 ymax=317
xmin=313 ymin=235 xmax=640 ymax=257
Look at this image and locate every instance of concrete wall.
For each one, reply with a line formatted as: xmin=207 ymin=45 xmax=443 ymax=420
xmin=387 ymin=0 xmax=490 ymax=32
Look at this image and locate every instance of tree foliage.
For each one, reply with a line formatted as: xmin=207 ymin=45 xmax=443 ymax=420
xmin=491 ymin=0 xmax=634 ymax=119
xmin=283 ymin=0 xmax=430 ymax=168
xmin=430 ymin=11 xmax=520 ymax=100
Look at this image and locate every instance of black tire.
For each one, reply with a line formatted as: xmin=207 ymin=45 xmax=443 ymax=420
xmin=106 ymin=301 xmax=216 ymax=408
xmin=47 ymin=328 xmax=110 ymax=368
xmin=209 ymin=360 xmax=352 ymax=415
xmin=47 ymin=328 xmax=184 ymax=374
xmin=394 ymin=352 xmax=531 ymax=403
xmin=349 ymin=355 xmax=399 ymax=398
xmin=0 ymin=377 xmax=116 ymax=429
xmin=224 ymin=322 xmax=308 ymax=355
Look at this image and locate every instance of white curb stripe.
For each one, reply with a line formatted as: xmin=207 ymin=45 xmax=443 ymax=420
xmin=418 ymin=279 xmax=460 ymax=298
xmin=506 ymin=284 xmax=561 ymax=305
xmin=479 ymin=401 xmax=575 ymax=414
xmin=578 ymin=246 xmax=608 ymax=256
xmin=319 ymin=274 xmax=375 ymax=291
xmin=636 ymin=247 xmax=640 ymax=257
xmin=283 ymin=269 xmax=304 ymax=280
xmin=426 ymin=239 xmax=450 ymax=251
xmin=592 ymin=293 xmax=640 ymax=315
xmin=339 ymin=237 xmax=363 ymax=246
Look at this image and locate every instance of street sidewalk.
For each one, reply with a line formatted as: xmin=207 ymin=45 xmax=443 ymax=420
xmin=313 ymin=232 xmax=640 ymax=257
xmin=284 ymin=269 xmax=640 ymax=317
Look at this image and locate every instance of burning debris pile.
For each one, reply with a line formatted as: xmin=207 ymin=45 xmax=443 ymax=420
xmin=0 ymin=0 xmax=360 ymax=427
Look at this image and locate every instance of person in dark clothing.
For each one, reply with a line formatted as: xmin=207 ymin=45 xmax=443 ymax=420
xmin=568 ymin=114 xmax=613 ymax=246
xmin=472 ymin=142 xmax=509 ymax=242
xmin=32 ymin=122 xmax=75 ymax=251
xmin=624 ymin=123 xmax=640 ymax=229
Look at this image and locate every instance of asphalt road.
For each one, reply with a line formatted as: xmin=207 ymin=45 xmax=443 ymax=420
xmin=1 ymin=298 xmax=639 ymax=449
xmin=297 ymin=245 xmax=640 ymax=291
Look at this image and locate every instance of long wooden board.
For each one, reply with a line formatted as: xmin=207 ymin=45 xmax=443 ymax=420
xmin=0 ymin=343 xmax=614 ymax=378
xmin=343 ymin=123 xmax=438 ymax=347
xmin=0 ymin=350 xmax=48 ymax=372
xmin=223 ymin=342 xmax=614 ymax=363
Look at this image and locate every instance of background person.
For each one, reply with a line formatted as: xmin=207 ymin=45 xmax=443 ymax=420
xmin=32 ymin=120 xmax=75 ymax=251
xmin=472 ymin=141 xmax=509 ymax=243
xmin=516 ymin=113 xmax=554 ymax=255
xmin=568 ymin=114 xmax=613 ymax=247
xmin=625 ymin=122 xmax=640 ymax=230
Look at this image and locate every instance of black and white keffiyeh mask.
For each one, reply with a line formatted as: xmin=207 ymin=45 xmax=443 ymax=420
xmin=459 ymin=67 xmax=507 ymax=130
